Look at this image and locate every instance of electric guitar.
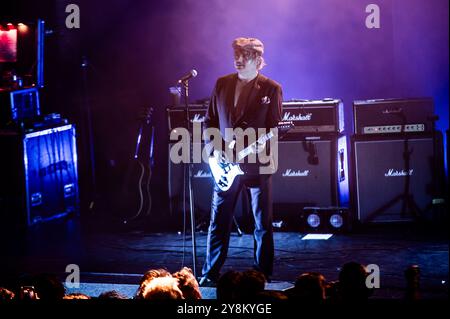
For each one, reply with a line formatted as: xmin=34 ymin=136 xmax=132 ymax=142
xmin=208 ymin=121 xmax=294 ymax=192
xmin=122 ymin=106 xmax=155 ymax=223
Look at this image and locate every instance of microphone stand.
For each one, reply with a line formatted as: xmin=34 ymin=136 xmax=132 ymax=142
xmin=366 ymin=111 xmax=422 ymax=221
xmin=180 ymin=79 xmax=197 ymax=278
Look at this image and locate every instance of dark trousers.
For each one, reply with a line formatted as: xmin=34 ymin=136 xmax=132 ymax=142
xmin=201 ymin=174 xmax=274 ymax=281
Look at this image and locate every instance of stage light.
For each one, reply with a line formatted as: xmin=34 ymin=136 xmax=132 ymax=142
xmin=301 ymin=207 xmax=351 ymax=233
xmin=18 ymin=23 xmax=29 ymax=33
xmin=7 ymin=23 xmax=15 ymax=30
xmin=301 ymin=234 xmax=333 ymax=240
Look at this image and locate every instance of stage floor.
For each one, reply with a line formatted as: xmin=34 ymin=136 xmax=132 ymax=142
xmin=1 ymin=216 xmax=448 ymax=299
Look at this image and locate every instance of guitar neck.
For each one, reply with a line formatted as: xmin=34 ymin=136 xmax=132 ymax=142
xmin=237 ymin=131 xmax=274 ymax=161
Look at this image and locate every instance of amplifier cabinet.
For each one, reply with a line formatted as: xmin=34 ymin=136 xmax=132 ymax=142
xmin=272 ymin=135 xmax=349 ymax=217
xmin=351 ymin=132 xmax=444 ymax=223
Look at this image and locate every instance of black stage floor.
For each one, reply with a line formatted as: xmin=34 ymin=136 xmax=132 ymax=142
xmin=1 ymin=215 xmax=448 ymax=299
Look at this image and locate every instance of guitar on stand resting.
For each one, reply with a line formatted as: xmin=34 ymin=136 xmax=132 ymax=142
xmin=121 ymin=106 xmax=155 ymax=225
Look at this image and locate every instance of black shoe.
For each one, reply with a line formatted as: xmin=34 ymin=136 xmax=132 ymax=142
xmin=198 ymin=277 xmax=216 ymax=287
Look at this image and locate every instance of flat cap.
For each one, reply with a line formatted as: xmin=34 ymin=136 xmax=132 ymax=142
xmin=232 ymin=37 xmax=264 ymax=55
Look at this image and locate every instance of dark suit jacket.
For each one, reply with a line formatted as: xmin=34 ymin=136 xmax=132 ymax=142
xmin=204 ymin=72 xmax=282 ymax=139
xmin=204 ymin=72 xmax=283 ymax=173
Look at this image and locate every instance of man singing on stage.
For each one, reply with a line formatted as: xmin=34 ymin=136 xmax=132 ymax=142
xmin=199 ymin=37 xmax=283 ymax=286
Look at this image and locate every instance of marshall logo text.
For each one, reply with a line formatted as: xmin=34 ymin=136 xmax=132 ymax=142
xmin=190 ymin=114 xmax=205 ymax=123
xmin=384 ymin=169 xmax=414 ymax=177
xmin=194 ymin=170 xmax=212 ymax=178
xmin=282 ymin=169 xmax=310 ymax=177
xmin=282 ymin=112 xmax=312 ymax=121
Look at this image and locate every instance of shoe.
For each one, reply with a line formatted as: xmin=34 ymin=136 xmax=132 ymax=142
xmin=198 ymin=277 xmax=216 ymax=287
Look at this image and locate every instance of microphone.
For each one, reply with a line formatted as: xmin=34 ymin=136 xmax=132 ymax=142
xmin=178 ymin=69 xmax=198 ymax=83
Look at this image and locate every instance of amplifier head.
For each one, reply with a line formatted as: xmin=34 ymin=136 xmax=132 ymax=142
xmin=281 ymin=99 xmax=344 ymax=134
xmin=353 ymin=97 xmax=434 ymax=135
xmin=167 ymin=105 xmax=207 ymax=132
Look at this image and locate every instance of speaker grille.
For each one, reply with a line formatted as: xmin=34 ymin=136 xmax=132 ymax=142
xmin=272 ymin=139 xmax=337 ymax=206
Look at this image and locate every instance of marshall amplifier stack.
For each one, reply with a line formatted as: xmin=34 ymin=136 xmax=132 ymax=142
xmin=351 ymin=97 xmax=445 ymax=223
xmin=272 ymin=99 xmax=349 ymax=228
